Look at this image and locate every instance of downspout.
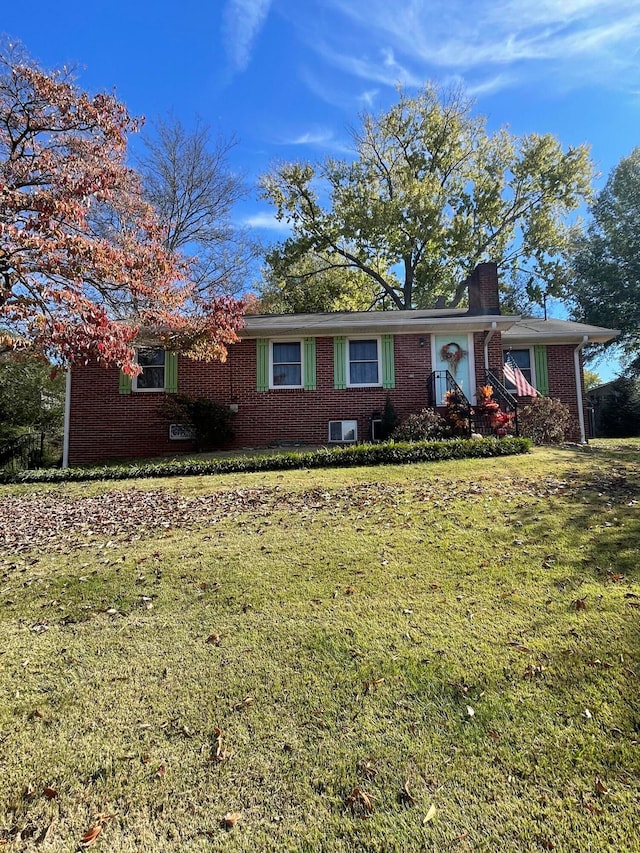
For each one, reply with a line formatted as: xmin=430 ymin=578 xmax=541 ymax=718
xmin=574 ymin=336 xmax=588 ymax=444
xmin=484 ymin=321 xmax=497 ymax=370
xmin=62 ymin=369 xmax=71 ymax=469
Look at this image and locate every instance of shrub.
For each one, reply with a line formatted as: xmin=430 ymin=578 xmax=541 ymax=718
xmin=518 ymin=396 xmax=572 ymax=444
xmin=392 ymin=408 xmax=450 ymax=442
xmin=380 ymin=393 xmax=400 ymax=439
xmin=160 ymin=394 xmax=234 ymax=450
xmin=0 ymin=438 xmax=532 ymax=485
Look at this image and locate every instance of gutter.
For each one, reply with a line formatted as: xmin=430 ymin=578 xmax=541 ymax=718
xmin=62 ymin=369 xmax=71 ymax=469
xmin=484 ymin=321 xmax=498 ymax=370
xmin=574 ymin=336 xmax=589 ymax=444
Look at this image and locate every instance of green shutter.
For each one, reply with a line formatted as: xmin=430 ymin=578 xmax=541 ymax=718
xmin=303 ymin=337 xmax=317 ymax=390
xmin=381 ymin=335 xmax=395 ymax=389
xmin=119 ymin=371 xmax=132 ymax=395
xmin=333 ymin=337 xmax=346 ymax=389
xmin=256 ymin=338 xmax=269 ymax=391
xmin=165 ymin=351 xmax=178 ymax=393
xmin=534 ymin=345 xmax=549 ymax=396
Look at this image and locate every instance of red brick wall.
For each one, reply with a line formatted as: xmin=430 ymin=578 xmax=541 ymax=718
xmin=67 ymin=334 xmax=588 ymax=464
xmin=68 ymin=334 xmax=436 ymax=464
xmin=546 ymin=344 xmax=587 ymax=441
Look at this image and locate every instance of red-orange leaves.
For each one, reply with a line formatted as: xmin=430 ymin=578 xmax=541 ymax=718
xmin=0 ymin=48 xmax=244 ymax=372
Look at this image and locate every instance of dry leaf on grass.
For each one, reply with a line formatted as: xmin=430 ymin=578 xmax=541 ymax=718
xmin=206 ymin=633 xmax=222 ymax=645
xmin=212 ymin=727 xmax=230 ymax=762
xmin=78 ymin=825 xmax=102 ymax=848
xmin=222 ymin=811 xmax=241 ymax=829
xmin=232 ymin=696 xmax=254 ymax=711
xmin=155 ymin=765 xmax=166 ymax=779
xmin=401 ymin=780 xmax=415 ymax=805
xmin=42 ymin=787 xmax=58 ymax=800
xmin=595 ymin=778 xmax=608 ymax=795
xmin=345 ymin=788 xmax=375 ymax=816
xmin=423 ymin=803 xmax=437 ymax=824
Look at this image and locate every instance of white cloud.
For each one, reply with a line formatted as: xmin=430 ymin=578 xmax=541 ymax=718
xmin=300 ymin=0 xmax=640 ymax=94
xmin=242 ymin=211 xmax=292 ymax=233
xmin=224 ymin=0 xmax=273 ymax=72
xmin=283 ymin=130 xmax=335 ymax=146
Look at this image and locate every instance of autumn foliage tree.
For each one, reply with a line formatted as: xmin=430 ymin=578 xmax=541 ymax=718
xmin=0 ymin=45 xmax=244 ymax=375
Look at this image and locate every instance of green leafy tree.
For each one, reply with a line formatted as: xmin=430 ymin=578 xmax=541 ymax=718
xmin=0 ymin=355 xmax=65 ymax=440
xmin=261 ymin=84 xmax=592 ymax=311
xmin=569 ymin=148 xmax=640 ymax=375
xmin=259 ymin=251 xmax=381 ymax=313
xmin=583 ymin=369 xmax=602 ymax=391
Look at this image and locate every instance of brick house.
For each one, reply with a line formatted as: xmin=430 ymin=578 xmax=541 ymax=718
xmin=63 ymin=264 xmax=618 ymax=465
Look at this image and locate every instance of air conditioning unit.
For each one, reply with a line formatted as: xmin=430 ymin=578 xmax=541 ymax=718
xmin=328 ymin=420 xmax=358 ymax=443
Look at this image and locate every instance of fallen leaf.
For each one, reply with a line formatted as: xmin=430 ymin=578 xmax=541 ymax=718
xmin=401 ymin=780 xmax=415 ymax=805
xmin=79 ymin=824 xmax=102 ymax=847
xmin=488 ymin=730 xmax=501 ymax=740
xmin=595 ymin=778 xmax=608 ymax=795
xmin=345 ymin=787 xmax=375 ymax=815
xmin=233 ymin=696 xmax=254 ymax=711
xmin=42 ymin=786 xmax=58 ymax=800
xmin=206 ymin=633 xmax=222 ymax=645
xmin=155 ymin=765 xmax=166 ymax=779
xmin=466 ymin=705 xmax=475 ymax=717
xmin=584 ymin=802 xmax=603 ymax=815
xmin=572 ymin=597 xmax=587 ymax=611
xmin=423 ymin=803 xmax=437 ymax=824
xmin=583 ymin=708 xmax=593 ymax=720
xmin=222 ymin=811 xmax=241 ymax=829
xmin=213 ymin=727 xmax=229 ymax=762
xmin=345 ymin=585 xmax=356 ymax=595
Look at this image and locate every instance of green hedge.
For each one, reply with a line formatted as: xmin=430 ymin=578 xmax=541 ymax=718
xmin=0 ymin=437 xmax=531 ymax=485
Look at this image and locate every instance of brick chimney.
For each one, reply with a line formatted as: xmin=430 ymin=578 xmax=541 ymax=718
xmin=466 ymin=262 xmax=501 ymax=315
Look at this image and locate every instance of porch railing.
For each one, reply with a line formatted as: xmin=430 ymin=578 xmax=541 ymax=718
xmin=472 ymin=370 xmax=519 ymax=437
xmin=427 ymin=370 xmax=472 ymax=437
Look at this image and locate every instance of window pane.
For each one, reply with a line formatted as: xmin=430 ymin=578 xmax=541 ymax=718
xmin=349 ymin=340 xmax=377 ymax=361
xmin=138 ymin=348 xmax=165 ymax=367
xmin=272 ymin=364 xmax=301 ymax=386
xmin=137 ymin=367 xmax=165 ymax=389
xmin=273 ymin=342 xmax=301 ymax=364
xmin=508 ymin=349 xmax=531 ymax=371
xmin=350 ymin=361 xmax=379 ymax=385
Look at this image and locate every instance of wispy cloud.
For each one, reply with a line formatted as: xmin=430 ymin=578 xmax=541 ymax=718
xmin=242 ymin=211 xmax=292 ymax=233
xmin=223 ymin=0 xmax=273 ymax=72
xmin=298 ymin=0 xmax=640 ymax=94
xmin=281 ymin=130 xmax=335 ymax=146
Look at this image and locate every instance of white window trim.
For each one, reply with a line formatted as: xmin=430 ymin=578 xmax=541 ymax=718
xmin=346 ymin=336 xmax=382 ymax=388
xmin=132 ymin=347 xmax=166 ymax=393
xmin=503 ymin=346 xmax=537 ymax=389
xmin=269 ymin=339 xmax=304 ymax=390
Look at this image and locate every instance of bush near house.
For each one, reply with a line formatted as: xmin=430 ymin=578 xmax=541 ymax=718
xmin=391 ymin=408 xmax=451 ymax=442
xmin=0 ymin=437 xmax=531 ymax=485
xmin=518 ymin=397 xmax=572 ymax=445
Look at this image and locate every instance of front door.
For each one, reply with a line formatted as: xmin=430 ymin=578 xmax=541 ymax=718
xmin=432 ymin=334 xmax=474 ymax=405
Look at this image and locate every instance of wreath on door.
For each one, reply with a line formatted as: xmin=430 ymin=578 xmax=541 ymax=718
xmin=440 ymin=342 xmax=467 ymax=376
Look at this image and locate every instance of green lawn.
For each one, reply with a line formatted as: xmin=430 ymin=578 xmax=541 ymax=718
xmin=1 ymin=440 xmax=639 ymax=852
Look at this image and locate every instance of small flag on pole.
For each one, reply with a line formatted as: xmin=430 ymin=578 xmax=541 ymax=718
xmin=503 ymin=354 xmax=538 ymax=397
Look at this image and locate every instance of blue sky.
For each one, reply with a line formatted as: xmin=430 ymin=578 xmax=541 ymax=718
xmin=4 ymin=0 xmax=639 ymax=378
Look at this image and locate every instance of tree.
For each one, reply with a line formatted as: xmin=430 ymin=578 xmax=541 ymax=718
xmin=137 ymin=116 xmax=260 ymax=300
xmin=259 ymin=250 xmax=381 ymax=313
xmin=569 ymin=149 xmax=640 ymax=375
xmin=0 ymin=353 xmax=65 ymax=439
xmin=260 ymin=84 xmax=592 ymax=311
xmin=583 ymin=369 xmax=602 ymax=391
xmin=0 ymin=45 xmax=244 ymax=375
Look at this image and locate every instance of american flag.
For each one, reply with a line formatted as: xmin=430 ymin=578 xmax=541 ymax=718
xmin=503 ymin=354 xmax=538 ymax=397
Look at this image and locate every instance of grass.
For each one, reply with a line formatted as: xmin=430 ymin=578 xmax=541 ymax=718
xmin=0 ymin=439 xmax=638 ymax=851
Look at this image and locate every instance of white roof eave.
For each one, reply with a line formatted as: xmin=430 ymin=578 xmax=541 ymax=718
xmin=240 ymin=313 xmax=520 ymax=338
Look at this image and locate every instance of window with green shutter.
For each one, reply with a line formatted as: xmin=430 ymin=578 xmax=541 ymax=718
xmin=256 ymin=338 xmax=269 ymax=391
xmin=303 ymin=337 xmax=317 ymax=390
xmin=333 ymin=337 xmax=347 ymax=389
xmin=381 ymin=335 xmax=395 ymax=389
xmin=119 ymin=371 xmax=132 ymax=395
xmin=534 ymin=345 xmax=549 ymax=396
